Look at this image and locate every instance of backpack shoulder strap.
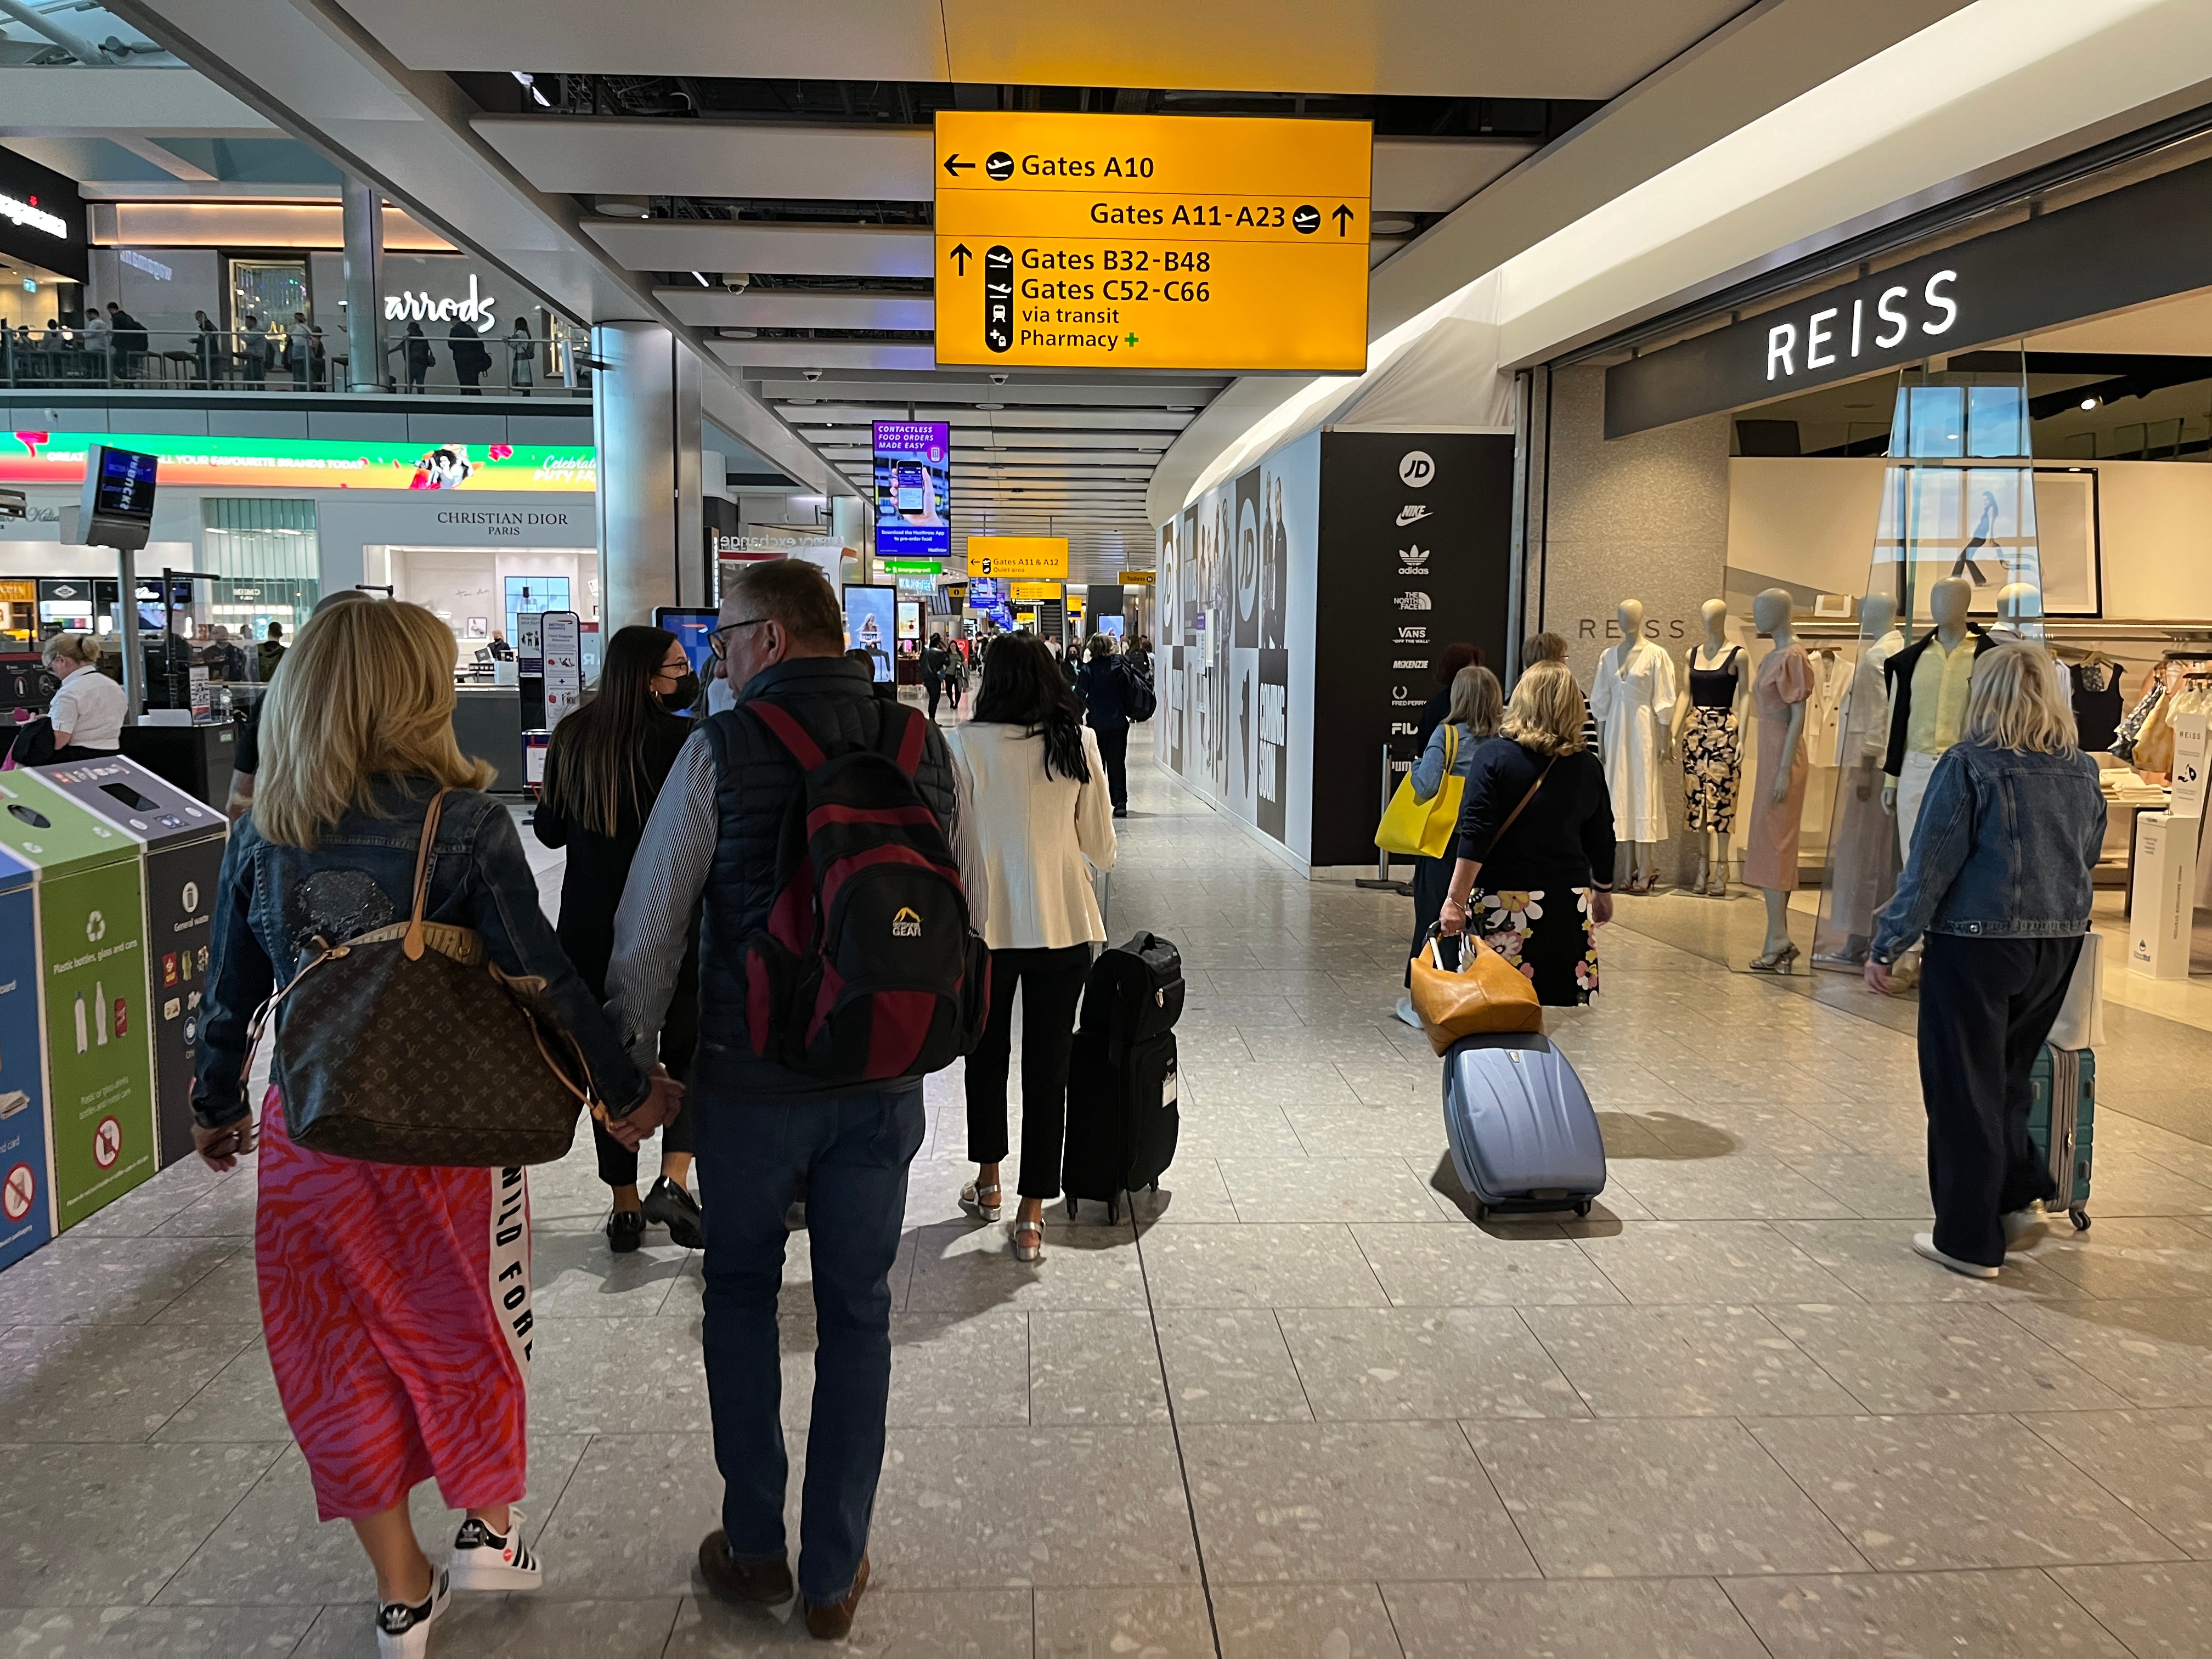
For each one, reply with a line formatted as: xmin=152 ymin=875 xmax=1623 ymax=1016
xmin=746 ymin=698 xmax=827 ymax=770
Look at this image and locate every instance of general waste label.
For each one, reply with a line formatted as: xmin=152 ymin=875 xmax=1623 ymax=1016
xmin=934 ymin=110 xmax=1370 ymax=373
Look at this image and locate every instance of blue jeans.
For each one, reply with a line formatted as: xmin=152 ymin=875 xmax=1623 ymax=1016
xmin=692 ymin=1082 xmax=924 ymax=1605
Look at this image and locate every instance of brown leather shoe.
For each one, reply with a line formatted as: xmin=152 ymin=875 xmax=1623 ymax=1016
xmin=804 ymin=1553 xmax=870 ymax=1641
xmin=696 ymin=1530 xmax=793 ymax=1604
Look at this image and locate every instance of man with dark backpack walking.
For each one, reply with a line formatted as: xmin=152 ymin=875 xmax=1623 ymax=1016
xmin=605 ymin=558 xmax=986 ymax=1640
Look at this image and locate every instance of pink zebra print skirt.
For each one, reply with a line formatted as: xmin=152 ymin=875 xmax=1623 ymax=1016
xmin=254 ymin=1088 xmax=534 ymax=1522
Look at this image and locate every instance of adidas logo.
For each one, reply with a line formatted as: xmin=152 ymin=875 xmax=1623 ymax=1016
xmin=1396 ymin=505 xmax=1432 ymax=526
xmin=890 ymin=906 xmax=923 ymax=938
xmin=1398 ymin=544 xmax=1431 ymax=575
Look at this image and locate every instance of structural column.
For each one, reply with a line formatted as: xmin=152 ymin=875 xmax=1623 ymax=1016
xmin=592 ymin=321 xmax=706 ymax=629
xmin=341 ymin=177 xmax=385 ymax=393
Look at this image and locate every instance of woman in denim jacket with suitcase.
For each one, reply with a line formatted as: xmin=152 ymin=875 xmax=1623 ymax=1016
xmin=1866 ymin=641 xmax=2106 ymax=1279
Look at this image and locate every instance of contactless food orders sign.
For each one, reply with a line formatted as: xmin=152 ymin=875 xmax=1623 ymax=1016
xmin=933 ymin=111 xmax=1370 ymax=374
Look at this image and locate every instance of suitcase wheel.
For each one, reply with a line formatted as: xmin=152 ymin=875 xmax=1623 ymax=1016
xmin=1065 ymin=1198 xmax=1076 ymax=1220
xmin=1470 ymin=1201 xmax=1488 ymax=1222
xmin=1150 ymin=1181 xmax=1159 ymax=1192
xmin=1574 ymin=1200 xmax=1593 ymax=1219
xmin=1107 ymin=1196 xmax=1120 ymax=1224
xmin=2070 ymin=1206 xmax=2090 ymax=1232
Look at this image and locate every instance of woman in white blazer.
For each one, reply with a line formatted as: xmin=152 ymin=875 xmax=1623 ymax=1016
xmin=947 ymin=634 xmax=1118 ymax=1262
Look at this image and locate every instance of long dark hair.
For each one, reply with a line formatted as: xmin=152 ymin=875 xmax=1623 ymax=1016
xmin=541 ymin=624 xmax=682 ymax=837
xmin=973 ymin=632 xmax=1089 ymax=782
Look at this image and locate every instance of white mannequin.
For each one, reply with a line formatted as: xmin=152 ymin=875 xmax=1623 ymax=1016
xmin=1593 ymin=599 xmax=1675 ymax=891
xmin=1882 ymin=575 xmax=1973 ymax=815
xmin=1671 ymin=598 xmax=1746 ymax=896
xmin=1849 ymin=592 xmax=1899 ymax=787
xmin=1752 ymin=588 xmax=1806 ymax=964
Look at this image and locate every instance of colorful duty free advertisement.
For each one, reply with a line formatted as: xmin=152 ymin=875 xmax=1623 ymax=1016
xmin=2 ymin=430 xmax=596 ymax=493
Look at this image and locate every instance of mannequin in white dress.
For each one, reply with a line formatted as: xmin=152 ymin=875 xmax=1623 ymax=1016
xmin=1590 ymin=599 xmax=1677 ymax=893
xmin=1812 ymin=594 xmax=1905 ymax=969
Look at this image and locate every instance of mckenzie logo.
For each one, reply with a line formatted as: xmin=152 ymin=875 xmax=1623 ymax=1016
xmin=1398 ymin=545 xmax=1431 ymax=574
xmin=890 ymin=906 xmax=923 ymax=938
xmin=1396 ymin=505 xmax=1432 ymax=527
xmin=1393 ymin=658 xmax=1429 ymax=670
xmin=1393 ymin=591 xmax=1432 ymax=611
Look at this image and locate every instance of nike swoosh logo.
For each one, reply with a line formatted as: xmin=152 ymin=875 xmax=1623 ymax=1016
xmin=1396 ymin=506 xmax=1430 ymax=525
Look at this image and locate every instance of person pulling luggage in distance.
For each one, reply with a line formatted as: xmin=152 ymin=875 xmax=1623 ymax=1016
xmin=1864 ymin=641 xmax=2106 ymax=1278
xmin=949 ymin=633 xmax=1118 ymax=1262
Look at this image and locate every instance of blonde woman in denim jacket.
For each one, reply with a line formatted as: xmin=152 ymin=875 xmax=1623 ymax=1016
xmin=1866 ymin=642 xmax=2106 ymax=1279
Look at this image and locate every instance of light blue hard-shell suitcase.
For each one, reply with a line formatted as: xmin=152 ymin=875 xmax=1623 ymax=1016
xmin=1441 ymin=1031 xmax=1607 ymax=1220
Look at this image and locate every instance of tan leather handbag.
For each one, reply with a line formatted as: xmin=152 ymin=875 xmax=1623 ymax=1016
xmin=1410 ymin=930 xmax=1544 ymax=1052
xmin=245 ymin=791 xmax=599 ymax=1166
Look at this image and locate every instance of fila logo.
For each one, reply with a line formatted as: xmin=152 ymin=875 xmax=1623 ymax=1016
xmin=1395 ymin=505 xmax=1431 ymax=527
xmin=890 ymin=906 xmax=923 ymax=938
xmin=1390 ymin=721 xmax=1418 ymax=735
xmin=1393 ymin=591 xmax=1432 ymax=611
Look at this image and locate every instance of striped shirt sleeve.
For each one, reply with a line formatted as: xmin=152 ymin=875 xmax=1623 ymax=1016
xmin=604 ymin=726 xmax=718 ymax=1082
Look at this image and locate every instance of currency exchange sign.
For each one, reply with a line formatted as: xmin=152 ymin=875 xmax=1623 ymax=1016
xmin=934 ymin=110 xmax=1370 ymax=374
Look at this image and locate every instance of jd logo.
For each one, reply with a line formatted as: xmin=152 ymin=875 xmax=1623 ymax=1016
xmin=1398 ymin=450 xmax=1435 ymax=489
xmin=181 ymin=881 xmax=199 ymax=913
xmin=890 ymin=906 xmax=923 ymax=938
xmin=85 ymin=910 xmax=105 ymax=944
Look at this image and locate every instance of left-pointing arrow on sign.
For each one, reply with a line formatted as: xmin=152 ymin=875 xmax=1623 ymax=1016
xmin=944 ymin=154 xmax=975 ymax=177
xmin=949 ymin=243 xmax=973 ymax=275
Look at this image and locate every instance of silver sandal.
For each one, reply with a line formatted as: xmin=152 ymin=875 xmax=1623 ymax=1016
xmin=960 ymin=1181 xmax=1001 ymax=1222
xmin=1011 ymin=1218 xmax=1045 ymax=1263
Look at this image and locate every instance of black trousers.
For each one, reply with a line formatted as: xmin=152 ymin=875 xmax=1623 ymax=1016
xmin=1093 ymin=723 xmax=1130 ymax=809
xmin=964 ymin=943 xmax=1091 ymax=1198
xmin=1406 ymin=852 xmax=1452 ymax=987
xmin=1918 ymin=932 xmax=2080 ymax=1267
xmin=925 ymin=678 xmax=941 ymax=720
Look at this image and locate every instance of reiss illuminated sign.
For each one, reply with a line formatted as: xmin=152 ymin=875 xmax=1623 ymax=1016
xmin=1763 ymin=270 xmax=1959 ymax=383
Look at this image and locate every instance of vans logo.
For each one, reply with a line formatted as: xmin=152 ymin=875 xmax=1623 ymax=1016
xmin=1398 ymin=545 xmax=1430 ymax=574
xmin=1393 ymin=591 xmax=1432 ymax=611
xmin=1396 ymin=625 xmax=1429 ymax=641
xmin=890 ymin=906 xmax=923 ymax=938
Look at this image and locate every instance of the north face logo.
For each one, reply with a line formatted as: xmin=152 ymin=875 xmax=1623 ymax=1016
xmin=890 ymin=906 xmax=923 ymax=938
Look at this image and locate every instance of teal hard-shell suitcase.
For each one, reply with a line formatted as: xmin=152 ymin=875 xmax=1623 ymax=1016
xmin=2028 ymin=1045 xmax=2094 ymax=1231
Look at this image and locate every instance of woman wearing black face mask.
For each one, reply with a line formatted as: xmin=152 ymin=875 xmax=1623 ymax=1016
xmin=534 ymin=625 xmax=704 ymax=1252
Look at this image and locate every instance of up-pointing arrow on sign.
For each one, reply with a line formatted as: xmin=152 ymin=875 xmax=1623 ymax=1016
xmin=944 ymin=154 xmax=975 ymax=177
xmin=949 ymin=243 xmax=973 ymax=275
xmin=1333 ymin=204 xmax=1355 ymax=236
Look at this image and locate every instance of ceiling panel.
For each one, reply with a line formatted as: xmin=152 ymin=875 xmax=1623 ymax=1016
xmin=707 ymin=341 xmax=938 ymax=371
xmin=658 ymin=287 xmax=934 ymax=330
xmin=475 ymin=117 xmax=934 ymax=200
xmin=337 ymin=0 xmax=1737 ymax=100
xmin=778 ymin=405 xmax=1196 ymax=430
xmin=1373 ymin=137 xmax=1534 ymax=212
xmin=585 ymin=218 xmax=932 ymax=275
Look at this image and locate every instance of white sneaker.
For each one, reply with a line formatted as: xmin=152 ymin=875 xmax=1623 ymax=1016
xmin=448 ymin=1510 xmax=541 ymax=1592
xmin=2002 ymin=1207 xmax=2048 ymax=1251
xmin=376 ymin=1568 xmax=449 ymax=1658
xmin=1394 ymin=994 xmax=1423 ymax=1030
xmin=1912 ymin=1232 xmax=1999 ymax=1279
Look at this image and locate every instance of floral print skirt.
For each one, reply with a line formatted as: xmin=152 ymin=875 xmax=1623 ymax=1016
xmin=1679 ymin=706 xmax=1742 ymax=833
xmin=1471 ymin=887 xmax=1600 ymax=1006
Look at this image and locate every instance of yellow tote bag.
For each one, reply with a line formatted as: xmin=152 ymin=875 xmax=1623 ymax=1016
xmin=1374 ymin=723 xmax=1464 ymax=859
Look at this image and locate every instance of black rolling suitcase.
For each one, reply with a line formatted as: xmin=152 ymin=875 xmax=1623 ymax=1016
xmin=1062 ymin=932 xmax=1183 ymax=1222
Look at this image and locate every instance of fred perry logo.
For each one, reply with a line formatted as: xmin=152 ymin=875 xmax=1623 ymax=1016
xmin=890 ymin=906 xmax=923 ymax=939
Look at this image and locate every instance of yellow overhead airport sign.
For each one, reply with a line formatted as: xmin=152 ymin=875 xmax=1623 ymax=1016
xmin=934 ymin=110 xmax=1370 ymax=374
xmin=1009 ymin=580 xmax=1062 ymax=601
xmin=1118 ymin=569 xmax=1156 ymax=585
xmin=968 ymin=536 xmax=1069 ymax=580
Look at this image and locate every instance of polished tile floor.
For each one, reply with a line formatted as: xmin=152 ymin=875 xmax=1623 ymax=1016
xmin=5 ymin=736 xmax=2212 ymax=1656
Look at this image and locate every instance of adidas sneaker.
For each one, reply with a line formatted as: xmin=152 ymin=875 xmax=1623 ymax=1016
xmin=448 ymin=1509 xmax=543 ymax=1592
xmin=376 ymin=1567 xmax=449 ymax=1659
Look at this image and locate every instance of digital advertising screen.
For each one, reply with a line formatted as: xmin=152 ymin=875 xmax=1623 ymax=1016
xmin=654 ymin=606 xmax=720 ymax=713
xmin=964 ymin=577 xmax=1015 ymax=631
xmin=896 ymin=596 xmax=923 ymax=656
xmin=871 ymin=421 xmax=951 ymax=562
xmin=842 ymin=583 xmax=896 ymax=683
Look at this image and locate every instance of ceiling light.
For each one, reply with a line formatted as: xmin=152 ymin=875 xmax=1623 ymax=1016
xmin=592 ymin=195 xmax=650 ymax=219
xmin=2080 ymin=396 xmax=2100 ymax=410
xmin=1373 ymin=216 xmax=1417 ymax=236
xmin=510 ymin=71 xmax=550 ymax=108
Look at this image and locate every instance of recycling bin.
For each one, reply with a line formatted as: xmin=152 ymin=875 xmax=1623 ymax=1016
xmin=0 ymin=770 xmax=157 ymax=1232
xmin=34 ymin=757 xmax=229 ymax=1170
xmin=0 ymin=845 xmax=52 ymax=1271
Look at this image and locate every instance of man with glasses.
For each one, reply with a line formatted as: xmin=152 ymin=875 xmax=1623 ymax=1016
xmin=603 ymin=557 xmax=981 ymax=1641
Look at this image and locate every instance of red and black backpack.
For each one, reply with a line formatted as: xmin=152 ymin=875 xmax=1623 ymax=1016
xmin=732 ymin=701 xmax=988 ymax=1083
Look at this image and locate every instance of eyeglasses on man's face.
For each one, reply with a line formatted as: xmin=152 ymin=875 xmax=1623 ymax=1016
xmin=707 ymin=618 xmax=769 ymax=661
